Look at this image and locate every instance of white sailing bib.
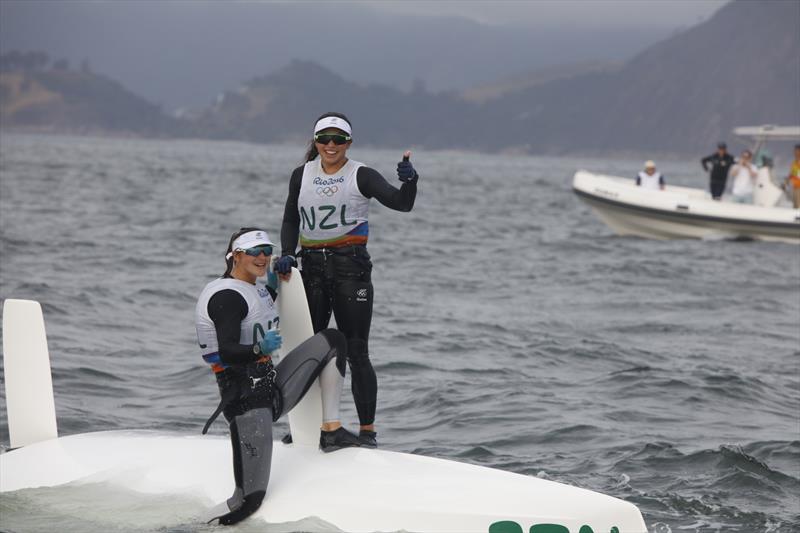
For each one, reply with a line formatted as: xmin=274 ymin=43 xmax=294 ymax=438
xmin=195 ymin=278 xmax=278 ymax=359
xmin=297 ymin=158 xmax=369 ymax=247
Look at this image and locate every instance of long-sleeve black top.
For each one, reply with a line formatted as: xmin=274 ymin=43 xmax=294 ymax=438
xmin=207 ymin=287 xmax=275 ymax=366
xmin=701 ymin=153 xmax=735 ymax=182
xmin=280 ymin=164 xmax=417 ymax=255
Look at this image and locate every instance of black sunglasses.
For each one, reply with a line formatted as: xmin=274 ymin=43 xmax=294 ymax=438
xmin=314 ymin=133 xmax=351 ymax=145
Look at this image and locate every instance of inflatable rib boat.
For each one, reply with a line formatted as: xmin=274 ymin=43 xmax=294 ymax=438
xmin=573 ymin=125 xmax=800 ymax=244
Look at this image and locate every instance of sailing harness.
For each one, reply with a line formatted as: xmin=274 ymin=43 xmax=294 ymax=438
xmin=202 ymin=356 xmax=279 ymax=434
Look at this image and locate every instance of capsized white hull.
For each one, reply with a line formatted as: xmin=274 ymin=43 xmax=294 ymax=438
xmin=573 ymin=170 xmax=800 ymax=243
xmin=0 ymin=430 xmax=647 ymax=533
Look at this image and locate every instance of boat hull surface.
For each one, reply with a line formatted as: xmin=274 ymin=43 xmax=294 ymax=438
xmin=573 ymin=171 xmax=800 ymax=243
xmin=0 ymin=430 xmax=647 ymax=532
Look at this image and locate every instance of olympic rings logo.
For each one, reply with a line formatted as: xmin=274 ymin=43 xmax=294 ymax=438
xmin=316 ymin=186 xmax=339 ymax=197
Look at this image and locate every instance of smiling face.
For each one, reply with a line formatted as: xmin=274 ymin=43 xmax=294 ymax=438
xmin=231 ymin=248 xmax=270 ymax=284
xmin=315 ymin=127 xmax=351 ymax=173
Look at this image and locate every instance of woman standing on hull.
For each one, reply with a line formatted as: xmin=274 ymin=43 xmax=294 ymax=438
xmin=275 ymin=112 xmax=419 ymax=448
xmin=195 ymin=227 xmax=361 ymax=526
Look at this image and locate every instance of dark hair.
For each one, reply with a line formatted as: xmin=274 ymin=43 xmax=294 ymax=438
xmin=303 ymin=111 xmax=352 ymax=162
xmin=222 ymin=227 xmax=263 ymax=278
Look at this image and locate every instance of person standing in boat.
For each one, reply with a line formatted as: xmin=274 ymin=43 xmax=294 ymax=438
xmin=729 ymin=150 xmax=758 ymax=204
xmin=785 ymin=144 xmax=800 ymax=208
xmin=702 ymin=142 xmax=735 ymax=200
xmin=635 ymin=160 xmax=665 ymax=190
xmin=275 ymin=112 xmax=419 ymax=449
xmin=195 ymin=227 xmax=361 ymax=526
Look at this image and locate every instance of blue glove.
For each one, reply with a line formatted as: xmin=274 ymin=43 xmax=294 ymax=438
xmin=275 ymin=255 xmax=297 ymax=274
xmin=397 ymin=157 xmax=418 ymax=183
xmin=266 ymin=269 xmax=278 ymax=290
xmin=259 ymin=330 xmax=282 ymax=354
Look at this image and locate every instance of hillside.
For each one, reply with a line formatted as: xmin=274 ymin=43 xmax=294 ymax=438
xmin=192 ymin=60 xmax=475 ymax=149
xmin=461 ymin=61 xmax=621 ymax=103
xmin=482 ymin=0 xmax=800 ymax=154
xmin=190 ymin=1 xmax=798 ymax=155
xmin=0 ymin=67 xmax=182 ymax=135
xmin=1 ymin=0 xmax=796 ymax=155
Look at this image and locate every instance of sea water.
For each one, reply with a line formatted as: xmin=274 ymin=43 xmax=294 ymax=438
xmin=0 ymin=133 xmax=798 ymax=532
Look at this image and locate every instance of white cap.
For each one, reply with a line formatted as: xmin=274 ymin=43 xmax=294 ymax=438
xmin=314 ymin=116 xmax=352 ymax=136
xmin=226 ymin=230 xmax=275 ymax=259
xmin=644 ymin=160 xmax=656 ymax=169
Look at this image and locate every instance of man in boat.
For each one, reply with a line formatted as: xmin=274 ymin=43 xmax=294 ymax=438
xmin=635 ymin=160 xmax=665 ymax=190
xmin=729 ymin=150 xmax=758 ymax=204
xmin=785 ymin=144 xmax=800 ymax=208
xmin=701 ymin=142 xmax=735 ymax=200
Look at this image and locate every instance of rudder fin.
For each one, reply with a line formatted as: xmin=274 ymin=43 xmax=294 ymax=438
xmin=2 ymin=299 xmax=58 ymax=448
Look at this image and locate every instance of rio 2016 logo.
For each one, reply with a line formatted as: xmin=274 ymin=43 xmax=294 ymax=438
xmin=489 ymin=522 xmax=620 ymax=533
xmin=313 ymin=176 xmax=344 ymax=186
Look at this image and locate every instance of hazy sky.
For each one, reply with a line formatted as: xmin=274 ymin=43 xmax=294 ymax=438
xmin=0 ymin=0 xmax=732 ymax=109
xmin=362 ymin=0 xmax=727 ymax=29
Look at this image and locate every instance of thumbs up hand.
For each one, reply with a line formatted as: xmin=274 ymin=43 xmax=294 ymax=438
xmin=397 ymin=151 xmax=418 ymax=183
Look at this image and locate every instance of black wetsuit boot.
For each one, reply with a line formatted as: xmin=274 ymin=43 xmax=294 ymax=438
xmin=320 ymin=427 xmax=362 ymax=452
xmin=359 ymin=430 xmax=378 ymax=448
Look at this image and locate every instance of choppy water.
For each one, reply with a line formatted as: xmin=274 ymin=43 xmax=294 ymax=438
xmin=0 ymin=133 xmax=798 ymax=532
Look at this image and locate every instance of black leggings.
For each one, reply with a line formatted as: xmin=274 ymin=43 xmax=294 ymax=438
xmin=300 ymin=246 xmax=377 ymax=426
xmin=710 ymin=178 xmax=727 ymax=199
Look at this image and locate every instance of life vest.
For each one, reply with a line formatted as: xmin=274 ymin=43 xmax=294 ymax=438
xmin=637 ymin=171 xmax=662 ymax=190
xmin=790 ymin=160 xmax=800 ymax=188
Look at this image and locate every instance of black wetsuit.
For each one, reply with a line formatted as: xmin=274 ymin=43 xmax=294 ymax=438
xmin=702 ymin=152 xmax=735 ymax=199
xmin=204 ymin=286 xmax=347 ymax=525
xmin=280 ymin=165 xmax=417 ymax=426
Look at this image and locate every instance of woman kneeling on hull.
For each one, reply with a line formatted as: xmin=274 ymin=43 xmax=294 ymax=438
xmin=195 ymin=227 xmax=361 ymax=526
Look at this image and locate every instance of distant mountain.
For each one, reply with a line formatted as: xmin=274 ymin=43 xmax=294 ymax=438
xmin=192 ymin=60 xmax=474 ymax=150
xmin=1 ymin=0 xmax=796 ymax=156
xmin=461 ymin=61 xmax=621 ymax=103
xmin=0 ymin=66 xmax=182 ymax=136
xmin=481 ymin=0 xmax=800 ymax=154
xmin=189 ymin=0 xmax=799 ymax=155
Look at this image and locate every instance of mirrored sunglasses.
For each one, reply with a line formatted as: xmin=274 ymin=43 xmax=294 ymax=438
xmin=239 ymin=245 xmax=273 ymax=257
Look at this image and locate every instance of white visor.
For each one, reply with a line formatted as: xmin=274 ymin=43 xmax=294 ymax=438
xmin=226 ymin=230 xmax=275 ymax=259
xmin=314 ymin=116 xmax=352 ymax=136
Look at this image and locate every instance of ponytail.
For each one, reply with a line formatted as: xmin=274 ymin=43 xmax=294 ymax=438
xmin=303 ymin=141 xmax=319 ymax=163
xmin=303 ymin=111 xmax=353 ymax=163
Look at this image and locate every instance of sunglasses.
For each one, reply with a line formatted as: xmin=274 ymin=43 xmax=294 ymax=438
xmin=239 ymin=245 xmax=273 ymax=257
xmin=314 ymin=133 xmax=351 ymax=145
